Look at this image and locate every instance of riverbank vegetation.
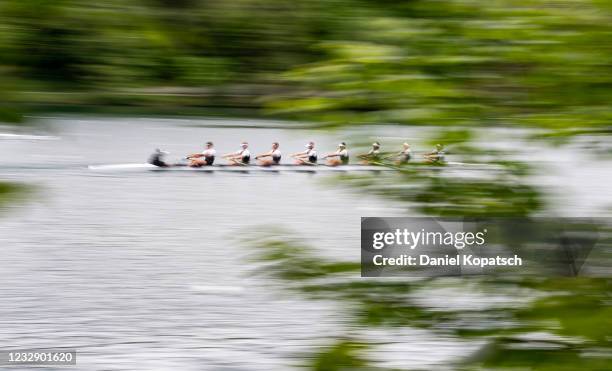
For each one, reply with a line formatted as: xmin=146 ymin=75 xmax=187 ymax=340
xmin=0 ymin=182 xmax=27 ymax=207
xmin=1 ymin=0 xmax=611 ymax=136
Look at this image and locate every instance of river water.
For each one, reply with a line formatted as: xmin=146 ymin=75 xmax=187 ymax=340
xmin=0 ymin=117 xmax=610 ymax=370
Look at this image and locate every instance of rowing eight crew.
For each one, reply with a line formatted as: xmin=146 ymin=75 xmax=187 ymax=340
xmin=150 ymin=141 xmax=445 ymax=167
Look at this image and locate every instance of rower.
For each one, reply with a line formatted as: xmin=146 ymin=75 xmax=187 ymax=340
xmin=424 ymin=143 xmax=445 ymax=163
xmin=223 ymin=142 xmax=250 ymax=165
xmin=187 ymin=141 xmax=216 ymax=167
xmin=255 ymin=142 xmax=281 ymax=166
xmin=291 ymin=141 xmax=317 ymax=165
xmin=358 ymin=142 xmax=381 ymax=164
xmin=324 ymin=142 xmax=349 ymax=166
xmin=397 ymin=142 xmax=412 ymax=164
xmin=148 ymin=148 xmax=169 ymax=167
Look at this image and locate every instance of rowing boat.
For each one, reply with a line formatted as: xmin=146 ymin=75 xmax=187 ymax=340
xmin=87 ymin=163 xmax=397 ymax=172
xmin=87 ymin=161 xmax=494 ymax=173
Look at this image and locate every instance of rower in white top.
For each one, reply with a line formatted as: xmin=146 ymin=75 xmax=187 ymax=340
xmin=187 ymin=141 xmax=216 ymax=167
xmin=324 ymin=142 xmax=349 ymax=166
xmin=291 ymin=141 xmax=318 ymax=165
xmin=255 ymin=142 xmax=281 ymax=166
xmin=358 ymin=142 xmax=381 ymax=164
xmin=387 ymin=142 xmax=412 ymax=164
xmin=424 ymin=143 xmax=445 ymax=163
xmin=223 ymin=142 xmax=251 ymax=165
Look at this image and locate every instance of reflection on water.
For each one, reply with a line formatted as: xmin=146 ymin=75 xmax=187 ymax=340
xmin=0 ymin=117 xmax=610 ymax=370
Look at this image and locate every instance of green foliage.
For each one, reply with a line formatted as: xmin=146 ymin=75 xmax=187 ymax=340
xmin=347 ymin=170 xmax=543 ymax=217
xmin=415 ymin=177 xmax=542 ymax=217
xmin=0 ymin=182 xmax=26 ymax=207
xmin=0 ymin=0 xmax=335 ymax=87
xmin=1 ymin=0 xmax=610 ymax=132
xmin=0 ymin=106 xmax=24 ymax=124
xmin=516 ymin=278 xmax=612 ymax=342
xmin=244 ymin=231 xmax=361 ymax=281
xmin=248 ymin=230 xmax=611 ymax=370
xmin=0 ymin=0 xmax=346 ymax=118
xmin=310 ymin=341 xmax=370 ymax=371
xmin=266 ymin=0 xmax=612 ymax=133
xmin=426 ymin=129 xmax=473 ymax=147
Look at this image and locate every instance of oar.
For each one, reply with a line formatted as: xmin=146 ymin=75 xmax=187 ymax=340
xmin=226 ymin=156 xmax=249 ymax=166
xmin=290 ymin=154 xmax=318 ymax=166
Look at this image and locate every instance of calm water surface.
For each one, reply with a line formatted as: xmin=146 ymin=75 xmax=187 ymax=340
xmin=0 ymin=117 xmax=609 ymax=370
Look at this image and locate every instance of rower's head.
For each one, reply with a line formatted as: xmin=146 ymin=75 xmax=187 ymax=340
xmin=306 ymin=141 xmax=315 ymax=149
xmin=272 ymin=142 xmax=279 ymax=149
xmin=403 ymin=142 xmax=410 ymax=149
xmin=436 ymin=143 xmax=443 ymax=150
xmin=157 ymin=148 xmax=169 ymax=154
xmin=206 ymin=141 xmax=214 ymax=148
xmin=372 ymin=142 xmax=380 ymax=149
xmin=338 ymin=142 xmax=346 ymax=149
xmin=241 ymin=142 xmax=249 ymax=149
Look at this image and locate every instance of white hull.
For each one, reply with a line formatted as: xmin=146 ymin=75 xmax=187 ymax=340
xmin=87 ymin=161 xmax=492 ymax=173
xmin=88 ymin=163 xmax=158 ymax=170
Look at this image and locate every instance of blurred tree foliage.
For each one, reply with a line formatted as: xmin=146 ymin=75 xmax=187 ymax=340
xmin=0 ymin=0 xmax=328 ymax=85
xmin=247 ymin=229 xmax=611 ymax=370
xmin=0 ymin=0 xmax=342 ymax=119
xmin=0 ymin=0 xmax=609 ymax=132
xmin=267 ymin=0 xmax=612 ymax=132
xmin=0 ymin=182 xmax=26 ymax=207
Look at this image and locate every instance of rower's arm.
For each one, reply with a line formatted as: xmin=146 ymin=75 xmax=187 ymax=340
xmin=290 ymin=150 xmax=307 ymax=157
xmin=222 ymin=152 xmax=240 ymax=158
xmin=255 ymin=151 xmax=271 ymax=159
xmin=380 ymin=152 xmax=398 ymax=160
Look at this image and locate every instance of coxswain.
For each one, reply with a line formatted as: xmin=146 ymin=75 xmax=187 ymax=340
xmin=148 ymin=148 xmax=169 ymax=167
